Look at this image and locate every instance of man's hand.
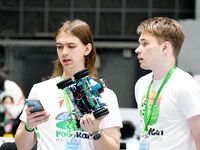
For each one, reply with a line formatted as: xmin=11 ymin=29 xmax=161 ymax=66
xmin=25 ymin=106 xmax=50 ymax=129
xmin=79 ymin=113 xmax=102 ymax=134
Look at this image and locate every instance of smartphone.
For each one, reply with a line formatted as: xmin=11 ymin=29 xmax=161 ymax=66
xmin=25 ymin=99 xmax=45 ymax=113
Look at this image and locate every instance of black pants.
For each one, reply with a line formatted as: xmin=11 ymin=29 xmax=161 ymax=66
xmin=0 ymin=142 xmax=37 ymax=150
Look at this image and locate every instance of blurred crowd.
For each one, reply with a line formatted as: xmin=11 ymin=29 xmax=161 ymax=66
xmin=0 ymin=67 xmax=25 ymax=137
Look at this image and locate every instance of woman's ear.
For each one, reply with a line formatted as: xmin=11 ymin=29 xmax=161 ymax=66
xmin=84 ymin=43 xmax=92 ymax=56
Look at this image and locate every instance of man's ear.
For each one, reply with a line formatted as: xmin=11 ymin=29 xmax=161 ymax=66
xmin=162 ymin=41 xmax=172 ymax=53
xmin=84 ymin=43 xmax=92 ymax=56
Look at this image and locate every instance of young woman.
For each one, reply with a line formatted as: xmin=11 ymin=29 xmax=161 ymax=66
xmin=15 ymin=19 xmax=122 ymax=150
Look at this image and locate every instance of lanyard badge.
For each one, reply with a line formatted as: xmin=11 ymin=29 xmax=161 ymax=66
xmin=139 ymin=65 xmax=176 ymax=150
xmin=139 ymin=137 xmax=149 ymax=150
xmin=143 ymin=65 xmax=176 ymax=132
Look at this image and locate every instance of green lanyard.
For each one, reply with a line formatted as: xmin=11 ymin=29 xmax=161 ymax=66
xmin=144 ymin=64 xmax=176 ymax=132
xmin=61 ymin=76 xmax=77 ymax=131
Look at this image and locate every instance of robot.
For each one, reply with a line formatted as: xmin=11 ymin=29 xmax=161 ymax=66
xmin=57 ymin=69 xmax=109 ymax=127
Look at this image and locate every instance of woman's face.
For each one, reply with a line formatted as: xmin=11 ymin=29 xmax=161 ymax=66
xmin=2 ymin=96 xmax=13 ymax=109
xmin=56 ymin=31 xmax=91 ymax=77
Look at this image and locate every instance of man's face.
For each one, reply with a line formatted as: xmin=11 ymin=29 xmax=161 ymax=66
xmin=56 ymin=31 xmax=89 ymax=76
xmin=135 ymin=32 xmax=163 ymax=70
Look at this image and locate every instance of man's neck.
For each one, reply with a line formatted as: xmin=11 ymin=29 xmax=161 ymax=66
xmin=152 ymin=62 xmax=176 ymax=80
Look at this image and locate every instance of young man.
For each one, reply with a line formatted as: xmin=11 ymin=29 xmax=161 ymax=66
xmin=15 ymin=19 xmax=122 ymax=150
xmin=135 ymin=17 xmax=200 ymax=150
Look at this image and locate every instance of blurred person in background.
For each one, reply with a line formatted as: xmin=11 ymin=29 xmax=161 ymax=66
xmin=0 ymin=96 xmax=21 ymax=137
xmin=0 ymin=69 xmax=25 ymax=119
xmin=120 ymin=120 xmax=139 ymax=150
xmin=15 ymin=19 xmax=122 ymax=150
xmin=0 ymin=69 xmax=25 ymax=136
xmin=135 ymin=17 xmax=200 ymax=150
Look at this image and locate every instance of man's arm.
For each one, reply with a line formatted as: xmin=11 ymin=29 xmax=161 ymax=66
xmin=188 ymin=114 xmax=200 ymax=150
xmin=92 ymin=127 xmax=121 ymax=150
xmin=15 ymin=107 xmax=50 ymax=150
xmin=80 ymin=113 xmax=121 ymax=150
xmin=15 ymin=122 xmax=37 ymax=150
